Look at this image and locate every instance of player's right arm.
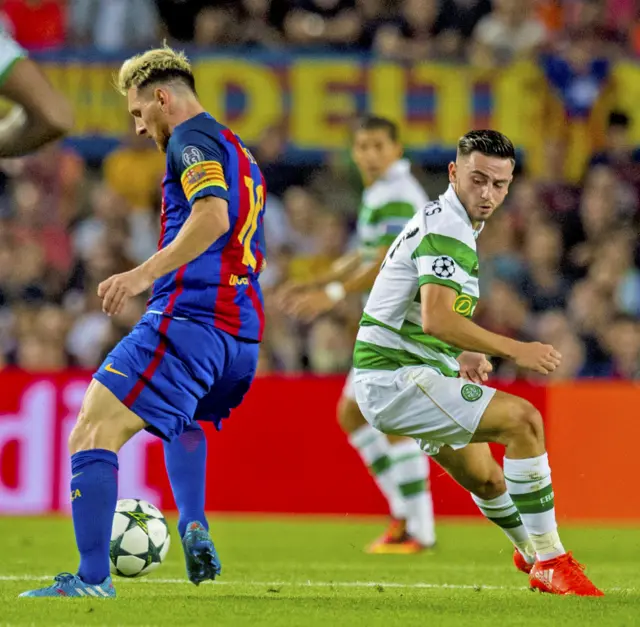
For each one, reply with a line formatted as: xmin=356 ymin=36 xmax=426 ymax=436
xmin=420 ymin=284 xmax=560 ymax=375
xmin=0 ymin=56 xmax=73 ymax=156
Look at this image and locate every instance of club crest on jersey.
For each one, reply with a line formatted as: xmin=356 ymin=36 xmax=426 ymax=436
xmin=432 ymin=256 xmax=455 ymax=279
xmin=461 ymin=384 xmax=483 ymax=402
xmin=185 ymin=163 xmax=207 ymax=186
xmin=182 ymin=145 xmax=205 ymax=167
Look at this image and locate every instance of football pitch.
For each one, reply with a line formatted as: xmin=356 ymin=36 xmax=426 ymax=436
xmin=1 ymin=516 xmax=638 ymax=626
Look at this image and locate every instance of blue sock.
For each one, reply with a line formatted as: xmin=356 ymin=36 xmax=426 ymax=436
xmin=163 ymin=422 xmax=208 ymax=538
xmin=71 ymin=449 xmax=118 ymax=585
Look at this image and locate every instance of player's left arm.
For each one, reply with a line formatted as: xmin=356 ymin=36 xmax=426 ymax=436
xmin=99 ymin=132 xmax=230 ymax=315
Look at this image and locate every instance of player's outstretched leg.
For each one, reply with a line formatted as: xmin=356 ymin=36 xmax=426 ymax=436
xmin=163 ymin=421 xmax=221 ymax=585
xmin=473 ymin=392 xmax=603 ymax=597
xmin=339 ymin=394 xmax=435 ymax=553
xmin=20 ymin=381 xmax=145 ymax=598
xmin=433 ymin=444 xmax=535 ymax=574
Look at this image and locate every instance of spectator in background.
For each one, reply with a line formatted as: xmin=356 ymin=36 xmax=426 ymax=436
xmin=284 ymin=0 xmax=361 ymax=48
xmin=540 ymin=31 xmax=614 ymax=181
xmin=1 ymin=0 xmax=66 ymax=51
xmin=601 ymin=314 xmax=640 ymax=379
xmin=193 ymin=3 xmax=239 ymax=47
xmin=239 ymin=0 xmax=285 ymax=48
xmin=588 ymin=229 xmax=640 ymax=317
xmin=588 ymin=111 xmax=640 ymax=168
xmin=560 ymin=165 xmax=629 ymax=280
xmin=103 ymin=126 xmax=164 ymax=213
xmin=252 ymin=125 xmax=315 ymax=199
xmin=471 ymin=0 xmax=547 ymax=66
xmin=520 ymin=221 xmax=569 ymax=312
xmin=566 ymin=278 xmax=613 ymax=374
xmin=373 ymin=0 xmax=459 ymax=62
xmin=440 ymin=0 xmax=492 ymax=57
xmin=155 ymin=0 xmax=214 ymax=43
xmin=68 ymin=0 xmax=160 ymax=51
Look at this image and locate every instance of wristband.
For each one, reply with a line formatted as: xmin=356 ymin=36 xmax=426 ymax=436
xmin=325 ymin=281 xmax=346 ymax=303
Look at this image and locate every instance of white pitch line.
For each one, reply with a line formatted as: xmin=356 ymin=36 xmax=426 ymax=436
xmin=0 ymin=575 xmax=518 ymax=590
xmin=0 ymin=576 xmax=632 ymax=593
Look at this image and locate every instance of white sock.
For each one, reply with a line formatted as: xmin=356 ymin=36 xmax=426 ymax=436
xmin=471 ymin=491 xmax=535 ymax=564
xmin=389 ymin=439 xmax=436 ymax=546
xmin=504 ymin=453 xmax=565 ymax=561
xmin=349 ymin=424 xmax=406 ymax=519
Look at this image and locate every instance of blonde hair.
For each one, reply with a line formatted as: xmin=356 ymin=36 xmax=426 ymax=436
xmin=116 ymin=45 xmax=194 ymax=95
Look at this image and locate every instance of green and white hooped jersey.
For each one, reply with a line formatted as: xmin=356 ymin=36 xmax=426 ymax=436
xmin=0 ymin=26 xmax=25 ymax=86
xmin=354 ymin=185 xmax=481 ymax=378
xmin=357 ymin=159 xmax=429 ymax=262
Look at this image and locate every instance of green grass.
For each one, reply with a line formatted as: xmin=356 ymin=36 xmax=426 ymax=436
xmin=1 ymin=516 xmax=639 ymax=626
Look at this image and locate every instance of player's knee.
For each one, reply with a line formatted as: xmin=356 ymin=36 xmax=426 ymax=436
xmin=68 ymin=404 xmax=136 ymax=455
xmin=507 ymin=399 xmax=544 ymax=445
xmin=471 ymin=469 xmax=507 ymax=500
xmin=337 ymin=396 xmax=367 ymax=434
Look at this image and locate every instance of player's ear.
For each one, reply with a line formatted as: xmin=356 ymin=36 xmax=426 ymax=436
xmin=448 ymin=161 xmax=457 ymax=184
xmin=154 ymin=87 xmax=168 ymax=109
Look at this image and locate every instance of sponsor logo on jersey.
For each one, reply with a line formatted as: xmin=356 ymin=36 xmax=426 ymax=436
xmin=229 ymin=274 xmax=249 ymax=286
xmin=105 ymin=363 xmax=128 ymax=378
xmin=453 ymin=294 xmax=475 ymax=317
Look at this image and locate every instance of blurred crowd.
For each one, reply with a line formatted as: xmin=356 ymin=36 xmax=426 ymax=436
xmin=1 ymin=0 xmax=639 ymax=61
xmin=0 ymin=0 xmax=638 ymax=380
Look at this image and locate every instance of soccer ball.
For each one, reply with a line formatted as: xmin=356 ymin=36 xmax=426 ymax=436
xmin=109 ymin=499 xmax=171 ymax=578
xmin=432 ymin=256 xmax=456 ymax=279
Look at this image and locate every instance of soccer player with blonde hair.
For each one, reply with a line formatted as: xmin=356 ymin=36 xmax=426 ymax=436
xmin=21 ymin=46 xmax=266 ymax=599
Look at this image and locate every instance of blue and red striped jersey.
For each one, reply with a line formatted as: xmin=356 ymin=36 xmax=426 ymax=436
xmin=147 ymin=112 xmax=266 ymax=342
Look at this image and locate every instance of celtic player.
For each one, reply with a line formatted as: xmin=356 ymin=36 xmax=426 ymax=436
xmin=352 ymin=130 xmax=602 ymax=596
xmin=0 ymin=25 xmax=73 ymax=156
xmin=283 ymin=116 xmax=436 ymax=553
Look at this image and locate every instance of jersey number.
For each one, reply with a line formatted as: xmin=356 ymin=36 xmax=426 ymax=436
xmin=238 ymin=176 xmax=264 ymax=271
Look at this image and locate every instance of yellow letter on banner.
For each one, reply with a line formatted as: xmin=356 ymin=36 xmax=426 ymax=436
xmin=290 ymin=60 xmax=360 ymax=149
xmin=194 ymin=59 xmax=282 ymax=143
xmin=369 ymin=62 xmax=406 ymax=129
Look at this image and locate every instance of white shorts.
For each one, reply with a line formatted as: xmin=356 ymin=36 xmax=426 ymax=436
xmin=342 ymin=368 xmax=356 ymax=401
xmin=353 ymin=366 xmax=496 ymax=456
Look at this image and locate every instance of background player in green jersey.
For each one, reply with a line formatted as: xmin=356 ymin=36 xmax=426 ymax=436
xmin=281 ymin=116 xmax=436 ymax=553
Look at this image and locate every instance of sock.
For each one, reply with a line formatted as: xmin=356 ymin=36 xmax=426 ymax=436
xmin=349 ymin=424 xmax=406 ymax=520
xmin=163 ymin=421 xmax=209 ymax=538
xmin=472 ymin=491 xmax=535 ymax=564
xmin=71 ymin=449 xmax=119 ymax=585
xmin=389 ymin=439 xmax=436 ymax=546
xmin=504 ymin=453 xmax=565 ymax=561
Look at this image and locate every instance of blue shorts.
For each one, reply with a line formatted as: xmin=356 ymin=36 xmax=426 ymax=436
xmin=93 ymin=313 xmax=259 ymax=442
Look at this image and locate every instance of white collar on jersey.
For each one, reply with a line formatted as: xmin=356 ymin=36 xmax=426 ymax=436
xmin=381 ymin=158 xmax=411 ymax=181
xmin=442 ymin=184 xmax=484 ymax=239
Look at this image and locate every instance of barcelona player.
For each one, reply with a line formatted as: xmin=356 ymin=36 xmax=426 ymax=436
xmin=21 ymin=46 xmax=265 ymax=598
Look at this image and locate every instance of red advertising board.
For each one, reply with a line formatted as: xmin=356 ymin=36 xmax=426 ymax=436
xmin=0 ymin=371 xmax=549 ymax=518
